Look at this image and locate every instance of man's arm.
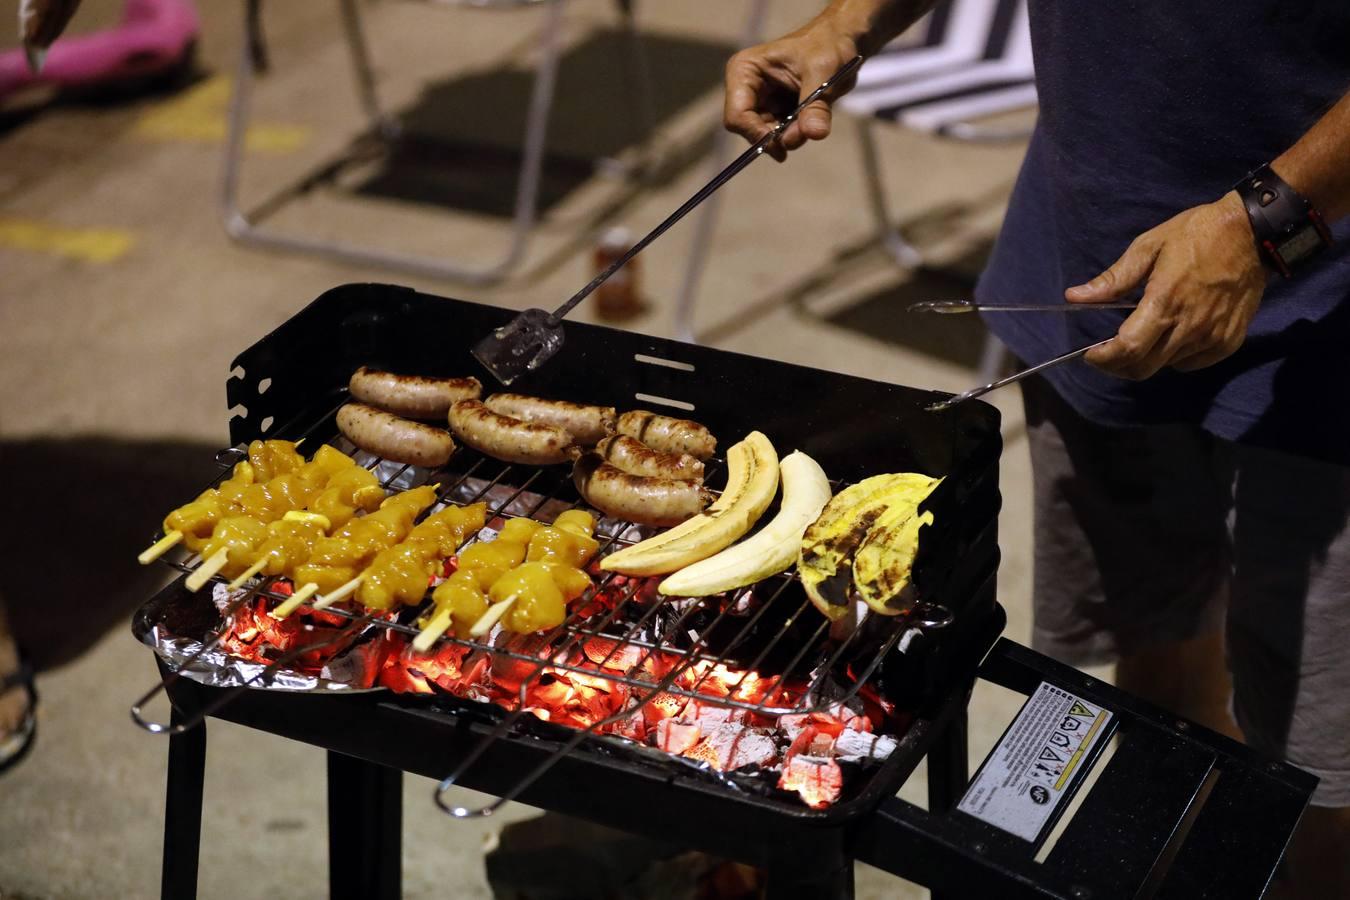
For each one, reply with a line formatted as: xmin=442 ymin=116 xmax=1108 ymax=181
xmin=724 ymin=0 xmax=938 ymax=161
xmin=1070 ymin=91 xmax=1350 ymax=378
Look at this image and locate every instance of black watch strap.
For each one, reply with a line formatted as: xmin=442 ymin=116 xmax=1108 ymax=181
xmin=1234 ymin=164 xmax=1333 ymax=278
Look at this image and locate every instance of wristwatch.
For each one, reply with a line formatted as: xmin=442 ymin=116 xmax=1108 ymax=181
xmin=1234 ymin=164 xmax=1333 ymax=278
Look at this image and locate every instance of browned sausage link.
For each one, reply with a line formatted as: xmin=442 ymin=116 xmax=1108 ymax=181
xmin=616 ymin=410 xmax=717 ymax=460
xmin=448 ymin=400 xmax=576 ymax=465
xmin=349 ymin=367 xmax=482 ymax=419
xmin=595 ymin=434 xmax=705 ymax=483
xmin=336 ymin=402 xmax=456 ymax=467
xmin=572 ymin=453 xmax=711 ymax=527
xmin=483 ymin=393 xmax=616 ymax=445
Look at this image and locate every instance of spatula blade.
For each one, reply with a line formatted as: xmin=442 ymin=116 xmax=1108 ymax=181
xmin=471 ymin=308 xmax=565 ymax=386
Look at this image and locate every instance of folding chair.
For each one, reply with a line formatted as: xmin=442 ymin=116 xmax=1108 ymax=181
xmin=840 ymin=0 xmax=1034 ymax=270
xmin=675 ymin=0 xmax=1035 ymax=386
xmin=221 ymin=0 xmax=654 ymax=286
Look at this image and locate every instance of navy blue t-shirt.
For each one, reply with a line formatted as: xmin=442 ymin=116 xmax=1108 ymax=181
xmin=975 ymin=1 xmax=1350 ymax=462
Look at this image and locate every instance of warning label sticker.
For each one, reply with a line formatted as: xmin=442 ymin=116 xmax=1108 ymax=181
xmin=957 ymin=682 xmax=1112 ymax=842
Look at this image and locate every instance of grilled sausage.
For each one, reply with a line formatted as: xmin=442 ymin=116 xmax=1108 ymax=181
xmin=337 ymin=403 xmax=456 ymax=467
xmin=448 ymin=400 xmax=575 ymax=465
xmin=595 ymin=434 xmax=704 ymax=482
xmin=349 ymin=367 xmax=481 ymax=419
xmin=616 ymin=410 xmax=717 ymax=460
xmin=484 ymin=393 xmax=616 ymax=445
xmin=573 ymin=453 xmax=712 ymax=526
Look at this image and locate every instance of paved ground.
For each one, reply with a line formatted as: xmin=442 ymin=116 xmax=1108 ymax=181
xmin=0 ymin=1 xmax=1082 ymax=897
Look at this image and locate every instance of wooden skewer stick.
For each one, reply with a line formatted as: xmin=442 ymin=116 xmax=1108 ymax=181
xmin=138 ymin=530 xmax=184 ymax=565
xmin=271 ymin=582 xmax=320 ymax=619
xmin=412 ymin=607 xmax=455 ymax=654
xmin=225 ymin=557 xmax=269 ymax=592
xmin=312 ymin=575 xmax=364 ymax=611
xmin=469 ymin=596 xmax=516 ymax=638
xmin=185 ymin=548 xmax=230 ymax=592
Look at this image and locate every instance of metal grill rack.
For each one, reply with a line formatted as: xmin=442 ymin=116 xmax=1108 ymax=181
xmin=137 ymin=392 xmax=960 ymax=814
xmin=147 ymin=408 xmax=949 ymax=712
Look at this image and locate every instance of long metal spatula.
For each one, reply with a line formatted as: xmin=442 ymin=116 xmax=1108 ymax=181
xmin=472 ymin=55 xmax=865 ymax=385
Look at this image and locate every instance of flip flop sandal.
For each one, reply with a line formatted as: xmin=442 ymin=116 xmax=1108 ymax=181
xmin=0 ymin=652 xmax=37 ymax=776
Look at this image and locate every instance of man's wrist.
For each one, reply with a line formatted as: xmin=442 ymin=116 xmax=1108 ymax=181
xmin=1232 ymin=166 xmax=1334 ymax=278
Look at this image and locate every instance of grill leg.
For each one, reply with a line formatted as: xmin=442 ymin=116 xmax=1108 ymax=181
xmin=927 ymin=702 xmax=970 ymax=900
xmin=161 ymin=711 xmax=206 ymax=900
xmin=327 ymin=751 xmax=402 ymax=900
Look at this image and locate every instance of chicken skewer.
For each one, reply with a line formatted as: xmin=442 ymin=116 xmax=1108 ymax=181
xmin=139 ymin=439 xmax=313 ymax=565
xmin=222 ymin=455 xmax=387 ymax=591
xmin=413 ymin=510 xmax=599 ymax=650
xmin=182 ymin=445 xmax=376 ymax=591
xmin=270 ymin=499 xmax=484 ymax=619
xmin=270 ymin=485 xmax=443 ymax=618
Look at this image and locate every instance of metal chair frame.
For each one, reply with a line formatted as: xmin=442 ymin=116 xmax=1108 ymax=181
xmin=221 ymin=0 xmax=651 ymax=286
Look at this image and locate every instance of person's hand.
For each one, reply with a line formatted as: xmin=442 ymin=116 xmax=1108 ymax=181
xmin=723 ymin=21 xmax=861 ymax=162
xmin=1068 ymin=192 xmax=1268 ymax=379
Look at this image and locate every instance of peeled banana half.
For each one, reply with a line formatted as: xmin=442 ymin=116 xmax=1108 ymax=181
xmin=659 ymin=451 xmax=831 ymax=597
xmin=798 ymin=473 xmax=939 ymax=620
xmin=601 ymin=431 xmax=780 ymax=576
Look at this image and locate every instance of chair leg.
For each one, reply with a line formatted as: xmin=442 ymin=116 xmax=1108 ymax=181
xmin=976 ymin=331 xmax=1010 ymax=386
xmin=607 ymin=0 xmax=657 ymax=176
xmin=338 ymin=0 xmax=399 ymax=140
xmin=857 ymin=117 xmax=923 ymax=269
xmin=219 ymin=0 xmax=564 ymax=286
xmin=671 ymin=0 xmax=769 ymax=344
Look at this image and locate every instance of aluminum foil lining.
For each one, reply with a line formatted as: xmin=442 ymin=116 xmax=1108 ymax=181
xmin=134 ymin=583 xmax=385 ymax=693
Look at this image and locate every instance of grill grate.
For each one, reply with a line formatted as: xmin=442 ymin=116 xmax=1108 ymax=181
xmin=151 ymin=393 xmax=951 ymax=724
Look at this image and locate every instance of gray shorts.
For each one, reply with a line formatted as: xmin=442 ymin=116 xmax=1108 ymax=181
xmin=1022 ymin=375 xmax=1350 ymax=806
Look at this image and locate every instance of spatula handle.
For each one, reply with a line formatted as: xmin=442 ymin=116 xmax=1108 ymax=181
xmin=547 ymin=55 xmax=865 ymax=326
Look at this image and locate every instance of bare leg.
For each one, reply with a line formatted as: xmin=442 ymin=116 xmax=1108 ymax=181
xmin=1114 ymin=628 xmax=1240 ymax=740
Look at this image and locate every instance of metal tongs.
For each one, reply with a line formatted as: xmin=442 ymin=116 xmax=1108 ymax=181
xmin=472 ymin=55 xmax=866 ymax=385
xmin=911 ymin=300 xmax=1137 ymax=411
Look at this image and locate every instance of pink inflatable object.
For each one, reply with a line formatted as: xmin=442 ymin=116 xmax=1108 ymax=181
xmin=0 ymin=0 xmax=199 ymax=99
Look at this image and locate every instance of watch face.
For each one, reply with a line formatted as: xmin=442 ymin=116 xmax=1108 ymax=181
xmin=1277 ymin=227 xmax=1324 ymax=264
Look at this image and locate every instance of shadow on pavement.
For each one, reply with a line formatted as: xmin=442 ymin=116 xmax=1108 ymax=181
xmin=353 ymin=26 xmax=735 ymax=218
xmin=0 ymin=437 xmax=221 ymax=672
xmin=821 ymin=246 xmax=993 ymax=370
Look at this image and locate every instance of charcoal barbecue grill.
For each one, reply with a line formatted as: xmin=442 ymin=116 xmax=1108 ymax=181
xmin=134 ymin=284 xmax=1316 ymax=900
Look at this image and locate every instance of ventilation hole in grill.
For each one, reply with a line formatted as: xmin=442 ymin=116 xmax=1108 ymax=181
xmin=258 ymin=377 xmax=272 ymax=395
xmin=634 ymin=392 xmax=695 ymax=412
xmin=634 ymin=353 xmax=695 ymax=372
xmin=260 ymin=415 xmax=275 ymax=434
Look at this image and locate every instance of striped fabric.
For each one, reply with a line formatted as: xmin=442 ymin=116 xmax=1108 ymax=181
xmin=839 ymin=0 xmax=1035 ymax=134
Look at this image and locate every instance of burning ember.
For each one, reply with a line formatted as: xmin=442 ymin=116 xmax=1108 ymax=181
xmin=204 ymin=576 xmax=907 ymax=809
xmin=378 ymin=633 xmax=904 ymax=810
xmin=212 ymin=584 xmax=394 ymax=689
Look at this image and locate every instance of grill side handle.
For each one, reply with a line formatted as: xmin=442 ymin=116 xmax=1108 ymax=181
xmin=854 ymin=639 xmax=1316 ymax=900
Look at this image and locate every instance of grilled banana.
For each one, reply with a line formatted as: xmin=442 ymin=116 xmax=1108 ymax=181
xmin=798 ymin=473 xmax=939 ymax=619
xmin=852 ymin=503 xmax=934 ymax=614
xmin=658 ymin=451 xmax=831 ymax=597
xmin=600 ymin=431 xmax=779 ymax=576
